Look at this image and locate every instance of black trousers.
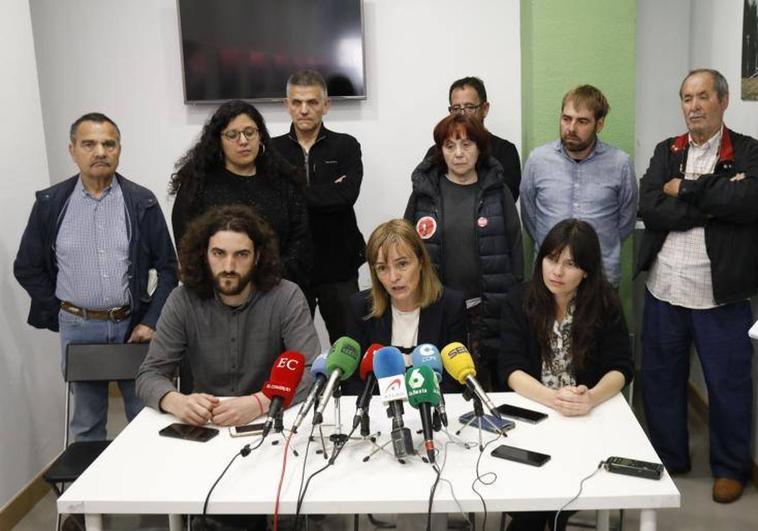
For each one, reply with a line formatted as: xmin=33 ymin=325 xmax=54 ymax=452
xmin=304 ymin=278 xmax=359 ymax=344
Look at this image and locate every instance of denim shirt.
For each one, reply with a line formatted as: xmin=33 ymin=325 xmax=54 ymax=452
xmin=520 ymin=139 xmax=638 ymax=286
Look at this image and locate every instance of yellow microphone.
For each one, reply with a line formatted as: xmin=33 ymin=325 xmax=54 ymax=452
xmin=440 ymin=342 xmax=502 ymax=419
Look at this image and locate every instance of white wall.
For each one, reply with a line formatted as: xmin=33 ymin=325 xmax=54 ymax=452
xmin=637 ymin=0 xmax=758 ymax=465
xmin=0 ymin=0 xmax=62 ymax=508
xmin=635 ymin=0 xmax=692 ymax=177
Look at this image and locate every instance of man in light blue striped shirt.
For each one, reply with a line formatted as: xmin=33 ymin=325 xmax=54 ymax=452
xmin=15 ymin=113 xmax=177 ymax=441
xmin=520 ymin=85 xmax=638 ymax=286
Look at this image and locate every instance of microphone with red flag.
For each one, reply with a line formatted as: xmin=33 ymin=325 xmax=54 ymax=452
xmin=261 ymin=352 xmax=306 ymax=438
xmin=352 ymin=343 xmax=383 ymax=429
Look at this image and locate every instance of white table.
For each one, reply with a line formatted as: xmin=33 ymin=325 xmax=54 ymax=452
xmin=58 ymin=393 xmax=679 ymax=530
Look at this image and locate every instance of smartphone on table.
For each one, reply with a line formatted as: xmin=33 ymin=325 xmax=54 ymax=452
xmin=491 ymin=444 xmax=551 ymax=467
xmin=495 ymin=403 xmax=548 ymax=423
xmin=458 ymin=411 xmax=516 ymax=434
xmin=158 ymin=423 xmax=219 ymax=442
xmin=229 ymin=422 xmax=265 ymax=437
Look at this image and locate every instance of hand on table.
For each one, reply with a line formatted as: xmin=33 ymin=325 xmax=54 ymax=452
xmin=553 ymin=385 xmax=593 ymax=417
xmin=160 ymin=392 xmax=219 ymax=425
xmin=211 ymin=394 xmax=268 ymax=426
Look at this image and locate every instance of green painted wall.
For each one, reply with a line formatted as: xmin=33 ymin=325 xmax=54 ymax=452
xmin=520 ymin=0 xmax=637 ymax=316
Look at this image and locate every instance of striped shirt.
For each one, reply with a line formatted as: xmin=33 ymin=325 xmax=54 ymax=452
xmin=646 ymin=129 xmax=721 ymax=309
xmin=55 ymin=177 xmax=130 ymax=310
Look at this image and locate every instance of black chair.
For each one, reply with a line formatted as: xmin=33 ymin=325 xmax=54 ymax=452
xmin=44 ymin=342 xmax=149 ymax=530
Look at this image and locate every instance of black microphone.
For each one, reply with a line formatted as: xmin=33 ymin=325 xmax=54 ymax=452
xmin=352 ymin=344 xmax=382 ymax=429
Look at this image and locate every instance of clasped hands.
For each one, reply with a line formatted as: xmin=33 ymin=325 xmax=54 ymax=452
xmin=551 ymin=385 xmax=594 ymax=417
xmin=161 ymin=391 xmax=269 ymax=427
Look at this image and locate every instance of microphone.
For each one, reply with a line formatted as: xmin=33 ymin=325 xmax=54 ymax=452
xmin=353 ymin=344 xmax=383 ymax=429
xmin=440 ymin=342 xmax=503 ymax=420
xmin=405 ymin=365 xmax=441 ymax=464
xmin=291 ymin=351 xmax=329 ymax=433
xmin=373 ymin=346 xmax=414 ymax=459
xmin=313 ymin=337 xmax=361 ymax=424
xmin=411 ymin=344 xmax=448 ymax=427
xmin=260 ymin=352 xmax=306 ymax=438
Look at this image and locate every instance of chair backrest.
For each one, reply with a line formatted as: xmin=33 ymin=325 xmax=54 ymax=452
xmin=65 ymin=343 xmax=149 ymax=382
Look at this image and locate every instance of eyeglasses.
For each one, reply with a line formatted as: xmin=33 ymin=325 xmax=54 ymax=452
xmin=448 ymin=103 xmax=482 ymax=115
xmin=221 ymin=127 xmax=259 ymax=141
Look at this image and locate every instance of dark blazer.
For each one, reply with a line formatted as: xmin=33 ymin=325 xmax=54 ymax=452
xmin=499 ymin=283 xmax=634 ymax=390
xmin=14 ymin=174 xmax=178 ymax=333
xmin=342 ymin=287 xmax=468 ymax=394
xmin=635 ymin=127 xmax=758 ymax=304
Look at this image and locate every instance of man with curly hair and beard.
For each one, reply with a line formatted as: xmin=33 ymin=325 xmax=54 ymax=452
xmin=136 ymin=204 xmax=320 ymax=427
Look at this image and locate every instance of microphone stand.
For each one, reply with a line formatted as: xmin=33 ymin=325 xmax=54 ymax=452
xmin=313 ymin=386 xmax=350 ymax=461
xmin=352 ymin=409 xmax=393 ymax=463
xmin=415 ymin=397 xmax=474 ymax=457
xmin=269 ymin=409 xmax=299 ymax=457
xmin=455 ymin=389 xmax=504 ymax=451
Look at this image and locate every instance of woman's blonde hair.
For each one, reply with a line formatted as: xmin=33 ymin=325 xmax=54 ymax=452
xmin=365 ymin=219 xmax=442 ymax=319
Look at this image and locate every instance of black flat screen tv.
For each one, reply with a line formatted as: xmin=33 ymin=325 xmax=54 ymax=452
xmin=178 ymin=0 xmax=366 ymax=103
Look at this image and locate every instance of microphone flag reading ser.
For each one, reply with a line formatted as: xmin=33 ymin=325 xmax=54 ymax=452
xmin=440 ymin=342 xmax=503 ymax=419
xmin=261 ymin=351 xmax=306 ymax=438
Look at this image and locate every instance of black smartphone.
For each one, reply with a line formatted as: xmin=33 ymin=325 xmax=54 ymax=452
xmin=605 ymin=456 xmax=663 ymax=480
xmin=495 ymin=403 xmax=548 ymax=424
xmin=491 ymin=444 xmax=551 ymax=467
xmin=458 ymin=411 xmax=515 ymax=434
xmin=229 ymin=422 xmax=265 ymax=437
xmin=159 ymin=423 xmax=219 ymax=442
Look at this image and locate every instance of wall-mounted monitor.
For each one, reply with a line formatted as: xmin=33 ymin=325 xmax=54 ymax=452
xmin=178 ymin=0 xmax=366 ymax=103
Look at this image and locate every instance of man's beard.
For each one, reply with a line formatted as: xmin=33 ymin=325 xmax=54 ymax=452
xmin=213 ymin=270 xmax=253 ymax=296
xmin=560 ymin=132 xmax=596 ymax=156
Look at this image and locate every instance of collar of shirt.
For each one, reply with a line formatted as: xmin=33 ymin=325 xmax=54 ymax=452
xmin=77 ymin=175 xmax=117 ymax=200
xmin=553 ymin=138 xmax=607 ymax=162
xmin=212 ymin=288 xmax=259 ymax=312
xmin=688 ymin=127 xmax=722 ymax=152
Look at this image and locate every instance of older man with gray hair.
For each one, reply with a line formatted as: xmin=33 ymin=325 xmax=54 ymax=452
xmin=637 ymin=69 xmax=758 ymax=504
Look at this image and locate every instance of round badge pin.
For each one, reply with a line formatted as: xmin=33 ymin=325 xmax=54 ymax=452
xmin=477 ymin=216 xmax=489 ymax=228
xmin=416 ymin=216 xmax=437 ymax=240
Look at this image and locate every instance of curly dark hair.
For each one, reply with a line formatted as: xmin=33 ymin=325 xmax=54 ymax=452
xmin=178 ymin=205 xmax=283 ymax=299
xmin=524 ymin=219 xmax=621 ymax=371
xmin=169 ymin=100 xmax=303 ymax=196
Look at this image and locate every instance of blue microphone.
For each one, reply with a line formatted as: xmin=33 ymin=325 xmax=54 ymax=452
xmin=291 ymin=352 xmax=328 ymax=433
xmin=373 ymin=347 xmax=413 ymax=459
xmin=411 ymin=344 xmax=448 ymax=427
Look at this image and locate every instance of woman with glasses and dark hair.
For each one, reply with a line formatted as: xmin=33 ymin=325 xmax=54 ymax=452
xmin=500 ymin=218 xmax=634 ymax=531
xmin=342 ymin=218 xmax=467 ymax=394
xmin=405 ymin=113 xmax=522 ymax=392
xmin=170 ymin=100 xmax=311 ymax=288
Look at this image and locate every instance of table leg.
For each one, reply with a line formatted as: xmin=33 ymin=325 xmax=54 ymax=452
xmin=597 ymin=509 xmax=610 ymax=531
xmin=84 ymin=513 xmax=103 ymax=531
xmin=169 ymin=513 xmax=183 ymax=531
xmin=639 ymin=509 xmax=656 ymax=531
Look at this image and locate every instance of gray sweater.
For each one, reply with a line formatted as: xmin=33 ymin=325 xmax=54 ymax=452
xmin=136 ymin=280 xmax=321 ymax=410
